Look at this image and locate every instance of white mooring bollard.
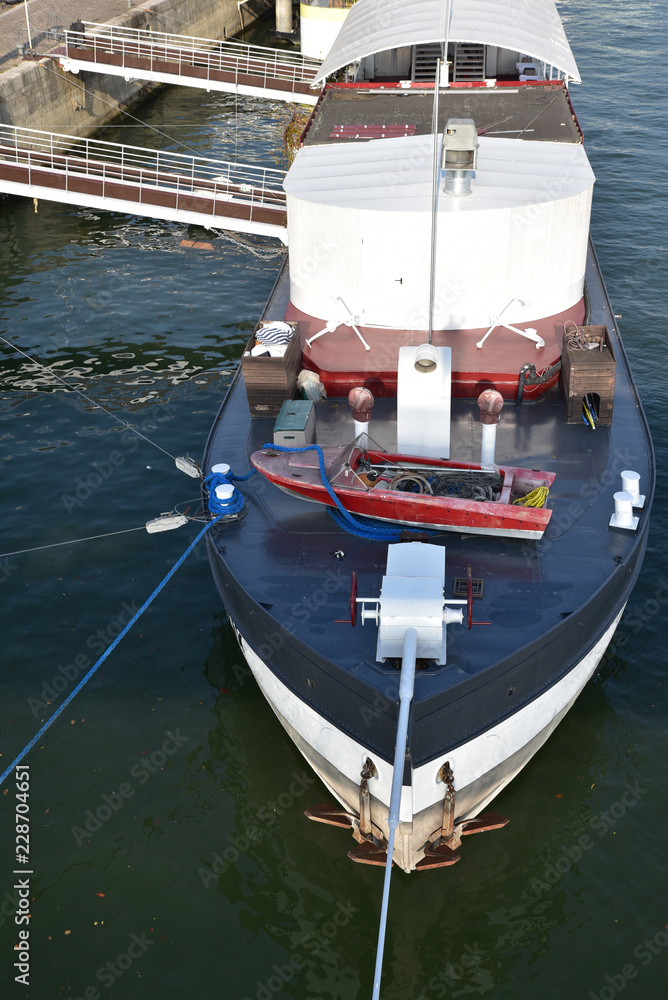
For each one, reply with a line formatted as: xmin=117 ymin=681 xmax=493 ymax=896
xmin=609 ymin=490 xmax=639 ymax=531
xmin=621 ymin=470 xmax=645 ymax=508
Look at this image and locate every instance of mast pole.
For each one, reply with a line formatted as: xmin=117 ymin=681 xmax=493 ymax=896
xmin=371 ymin=627 xmax=418 ymax=1000
xmin=427 ymin=0 xmax=450 ymax=344
xmin=427 ymin=62 xmax=441 ymax=345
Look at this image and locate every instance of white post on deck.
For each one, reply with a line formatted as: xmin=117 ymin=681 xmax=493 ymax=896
xmin=371 ymin=627 xmax=418 ymax=1000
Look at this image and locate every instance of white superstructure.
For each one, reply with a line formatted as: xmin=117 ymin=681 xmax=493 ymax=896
xmin=285 ymin=134 xmax=594 ymax=330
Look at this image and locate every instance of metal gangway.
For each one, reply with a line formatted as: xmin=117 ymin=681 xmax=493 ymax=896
xmin=0 ymin=125 xmax=288 ymax=241
xmin=54 ymin=23 xmax=322 ymax=105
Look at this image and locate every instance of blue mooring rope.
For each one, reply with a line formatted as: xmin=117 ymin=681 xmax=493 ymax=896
xmin=0 ymin=443 xmax=405 ymax=786
xmin=262 ymin=443 xmax=406 ymax=542
xmin=203 ymin=464 xmax=255 ymax=517
xmin=0 ymin=514 xmax=224 ymax=787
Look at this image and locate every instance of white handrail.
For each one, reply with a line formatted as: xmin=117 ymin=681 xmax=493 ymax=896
xmin=57 ymin=23 xmax=321 ymax=85
xmin=0 ymin=124 xmax=286 ymax=208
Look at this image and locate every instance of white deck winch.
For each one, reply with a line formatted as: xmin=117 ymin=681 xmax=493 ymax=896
xmin=356 ymin=542 xmax=464 ymax=664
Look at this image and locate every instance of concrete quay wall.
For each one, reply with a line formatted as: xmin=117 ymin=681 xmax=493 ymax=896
xmin=0 ymin=0 xmax=268 ymax=141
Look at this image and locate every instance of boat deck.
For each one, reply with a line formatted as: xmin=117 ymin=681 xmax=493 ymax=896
xmin=303 ymin=82 xmax=582 ymax=147
xmin=203 ymin=243 xmax=652 ymax=766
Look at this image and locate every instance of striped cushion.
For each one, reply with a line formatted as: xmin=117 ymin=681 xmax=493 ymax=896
xmin=256 ymin=322 xmax=294 ymax=346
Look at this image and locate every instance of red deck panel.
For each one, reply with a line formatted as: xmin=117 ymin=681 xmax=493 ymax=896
xmin=285 ymin=300 xmax=586 ymax=401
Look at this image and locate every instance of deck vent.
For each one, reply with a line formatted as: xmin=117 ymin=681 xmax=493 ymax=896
xmin=478 ymin=389 xmax=503 ymax=469
xmin=441 ymin=118 xmax=478 ymax=196
xmin=453 ymin=577 xmax=483 ymax=599
xmin=414 ymin=344 xmax=438 ymax=373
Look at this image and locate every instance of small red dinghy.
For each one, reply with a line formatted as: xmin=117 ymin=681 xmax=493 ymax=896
xmin=252 ymin=443 xmax=555 ymax=540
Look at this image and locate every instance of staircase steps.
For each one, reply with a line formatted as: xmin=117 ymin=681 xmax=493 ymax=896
xmin=411 ymin=42 xmax=443 ymax=82
xmin=453 ymin=42 xmax=486 ymax=82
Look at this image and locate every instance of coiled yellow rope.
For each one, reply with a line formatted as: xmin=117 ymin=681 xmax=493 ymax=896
xmin=512 ymin=487 xmax=549 ymax=508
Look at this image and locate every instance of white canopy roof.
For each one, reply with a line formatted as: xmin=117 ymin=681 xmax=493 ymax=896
xmin=284 ymin=135 xmax=594 ymax=212
xmin=315 ymin=0 xmax=581 ymax=84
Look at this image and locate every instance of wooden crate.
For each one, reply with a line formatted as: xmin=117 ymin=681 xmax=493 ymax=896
xmin=241 ymin=321 xmax=301 ymax=418
xmin=561 ymin=324 xmax=616 ymax=425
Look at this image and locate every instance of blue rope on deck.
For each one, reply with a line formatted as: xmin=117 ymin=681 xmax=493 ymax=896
xmin=262 ymin=443 xmax=406 ymax=542
xmin=0 ymin=514 xmax=223 ymax=787
xmin=203 ymin=465 xmax=255 ymax=517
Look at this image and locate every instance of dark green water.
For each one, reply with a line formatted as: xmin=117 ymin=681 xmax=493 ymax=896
xmin=1 ymin=2 xmax=666 ymax=998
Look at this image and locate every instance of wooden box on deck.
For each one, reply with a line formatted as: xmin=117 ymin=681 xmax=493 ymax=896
xmin=561 ymin=325 xmax=616 ymax=426
xmin=241 ymin=321 xmax=301 ymax=418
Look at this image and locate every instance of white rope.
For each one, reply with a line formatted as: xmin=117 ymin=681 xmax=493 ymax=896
xmin=0 ymin=526 xmax=146 ymax=559
xmin=210 ymin=228 xmax=286 ymax=260
xmin=0 ymin=335 xmax=179 ymax=461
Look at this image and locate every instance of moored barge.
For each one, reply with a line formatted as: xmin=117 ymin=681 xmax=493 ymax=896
xmin=204 ymin=0 xmax=653 ymax=872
